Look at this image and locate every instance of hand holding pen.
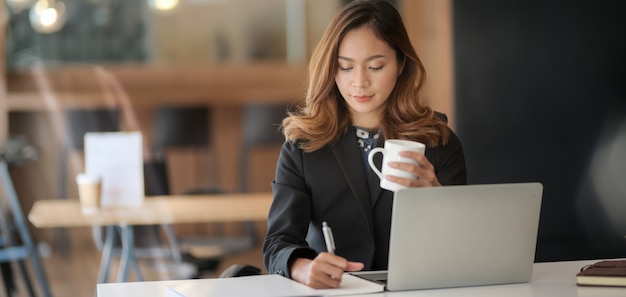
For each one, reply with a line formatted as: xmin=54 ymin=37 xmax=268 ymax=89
xmin=289 ymin=221 xmax=364 ymax=288
xmin=322 ymin=221 xmax=336 ymax=255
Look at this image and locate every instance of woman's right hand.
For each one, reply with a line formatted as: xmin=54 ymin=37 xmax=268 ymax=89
xmin=290 ymin=252 xmax=364 ymax=289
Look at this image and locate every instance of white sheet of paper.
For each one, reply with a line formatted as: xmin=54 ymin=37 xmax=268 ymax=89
xmin=165 ymin=273 xmax=384 ymax=297
xmin=84 ymin=132 xmax=144 ymax=207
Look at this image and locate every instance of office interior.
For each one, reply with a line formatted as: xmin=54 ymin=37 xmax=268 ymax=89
xmin=1 ymin=0 xmax=625 ymax=296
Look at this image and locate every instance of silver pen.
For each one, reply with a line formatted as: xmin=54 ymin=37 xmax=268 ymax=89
xmin=322 ymin=221 xmax=336 ymax=255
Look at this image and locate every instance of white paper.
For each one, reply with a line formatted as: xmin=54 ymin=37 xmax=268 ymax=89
xmin=166 ymin=273 xmax=384 ymax=297
xmin=84 ymin=132 xmax=144 ymax=207
xmin=313 ymin=273 xmax=385 ymax=296
xmin=166 ymin=275 xmax=316 ymax=297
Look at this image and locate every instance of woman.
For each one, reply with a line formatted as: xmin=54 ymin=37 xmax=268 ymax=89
xmin=263 ymin=0 xmax=467 ymax=289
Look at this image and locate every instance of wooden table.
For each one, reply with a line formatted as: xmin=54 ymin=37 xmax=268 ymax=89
xmin=28 ymin=193 xmax=273 ymax=283
xmin=29 ymin=193 xmax=273 ymax=227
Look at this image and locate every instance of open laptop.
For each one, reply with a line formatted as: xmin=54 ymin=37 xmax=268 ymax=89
xmin=352 ymin=182 xmax=543 ymax=291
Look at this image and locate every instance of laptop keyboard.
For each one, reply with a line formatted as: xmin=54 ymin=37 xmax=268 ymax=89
xmin=351 ymin=272 xmax=388 ymax=285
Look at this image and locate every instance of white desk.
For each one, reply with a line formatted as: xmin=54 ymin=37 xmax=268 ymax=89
xmin=97 ymin=259 xmax=626 ymax=297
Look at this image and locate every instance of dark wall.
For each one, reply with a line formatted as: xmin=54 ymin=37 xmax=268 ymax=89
xmin=453 ymin=0 xmax=626 ymax=262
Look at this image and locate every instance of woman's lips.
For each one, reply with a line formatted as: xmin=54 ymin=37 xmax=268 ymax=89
xmin=353 ymin=95 xmax=372 ymax=102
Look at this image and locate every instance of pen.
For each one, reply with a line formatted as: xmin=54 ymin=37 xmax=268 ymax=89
xmin=322 ymin=221 xmax=335 ymax=255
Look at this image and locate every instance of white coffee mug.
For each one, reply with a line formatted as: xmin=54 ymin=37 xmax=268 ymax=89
xmin=367 ymin=139 xmax=426 ymax=192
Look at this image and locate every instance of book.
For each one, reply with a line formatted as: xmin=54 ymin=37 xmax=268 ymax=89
xmin=576 ymin=260 xmax=626 ymax=287
xmin=166 ymin=273 xmax=384 ymax=297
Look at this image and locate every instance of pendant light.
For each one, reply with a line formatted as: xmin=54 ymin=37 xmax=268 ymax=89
xmin=29 ymin=0 xmax=66 ymax=33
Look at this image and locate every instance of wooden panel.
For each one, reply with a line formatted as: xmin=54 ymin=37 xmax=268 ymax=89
xmin=401 ymin=0 xmax=455 ymax=127
xmin=6 ymin=63 xmax=307 ymax=111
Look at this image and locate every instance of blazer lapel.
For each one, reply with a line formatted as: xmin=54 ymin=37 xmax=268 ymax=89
xmin=331 ymin=128 xmax=375 ymax=236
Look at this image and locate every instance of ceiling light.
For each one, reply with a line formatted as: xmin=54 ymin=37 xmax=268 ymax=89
xmin=148 ymin=0 xmax=180 ymax=11
xmin=29 ymin=0 xmax=66 ymax=33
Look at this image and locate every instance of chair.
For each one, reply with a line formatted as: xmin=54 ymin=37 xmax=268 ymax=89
xmin=211 ymin=103 xmax=289 ymax=279
xmin=150 ymin=106 xmax=257 ymax=277
xmin=218 ymin=264 xmax=262 ymax=278
xmin=238 ymin=103 xmax=289 ymax=192
xmin=151 ymin=106 xmax=220 ymax=194
xmin=59 ymin=108 xmax=120 ymax=200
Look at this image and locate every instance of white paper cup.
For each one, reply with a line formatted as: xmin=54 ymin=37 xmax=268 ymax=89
xmin=76 ymin=173 xmax=102 ymax=214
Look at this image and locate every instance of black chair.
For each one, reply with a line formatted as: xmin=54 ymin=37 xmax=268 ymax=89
xmin=218 ymin=264 xmax=262 ymax=278
xmin=238 ymin=103 xmax=289 ymax=192
xmin=151 ymin=106 xmax=220 ymax=194
xmin=151 ymin=106 xmax=258 ymax=278
xmin=212 ymin=103 xmax=290 ymax=280
xmin=59 ymin=108 xmax=120 ymax=199
xmin=233 ymin=103 xmax=289 ymax=249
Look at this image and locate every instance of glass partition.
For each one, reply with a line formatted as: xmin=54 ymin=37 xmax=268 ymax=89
xmin=5 ymin=0 xmax=362 ymax=69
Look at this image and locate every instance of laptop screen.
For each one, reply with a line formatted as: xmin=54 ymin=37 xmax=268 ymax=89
xmin=384 ymin=183 xmax=543 ymax=291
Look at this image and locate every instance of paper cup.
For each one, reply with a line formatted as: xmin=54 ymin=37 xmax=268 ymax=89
xmin=76 ymin=173 xmax=102 ymax=214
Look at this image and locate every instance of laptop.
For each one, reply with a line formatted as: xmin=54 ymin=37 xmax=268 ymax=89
xmin=352 ymin=182 xmax=543 ymax=291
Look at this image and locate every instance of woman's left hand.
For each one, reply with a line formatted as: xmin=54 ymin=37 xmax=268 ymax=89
xmin=386 ymin=151 xmax=441 ymax=187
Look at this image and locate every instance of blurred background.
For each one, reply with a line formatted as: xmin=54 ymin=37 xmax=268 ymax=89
xmin=0 ymin=0 xmax=625 ymax=296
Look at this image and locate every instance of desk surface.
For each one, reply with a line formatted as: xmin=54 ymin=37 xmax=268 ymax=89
xmin=28 ymin=193 xmax=273 ymax=228
xmin=97 ymin=260 xmax=626 ymax=297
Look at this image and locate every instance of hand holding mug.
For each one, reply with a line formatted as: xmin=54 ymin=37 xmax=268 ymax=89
xmin=387 ymin=149 xmax=441 ymax=188
xmin=368 ymin=139 xmax=440 ymax=191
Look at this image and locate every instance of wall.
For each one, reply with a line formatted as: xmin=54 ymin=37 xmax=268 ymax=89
xmin=453 ymin=0 xmax=626 ymax=261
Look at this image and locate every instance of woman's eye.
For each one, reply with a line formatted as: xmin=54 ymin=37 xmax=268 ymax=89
xmin=369 ymin=66 xmax=384 ymax=70
xmin=339 ymin=66 xmax=353 ymax=71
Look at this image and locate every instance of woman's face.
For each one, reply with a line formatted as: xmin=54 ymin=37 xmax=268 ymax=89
xmin=335 ymin=26 xmax=399 ymax=129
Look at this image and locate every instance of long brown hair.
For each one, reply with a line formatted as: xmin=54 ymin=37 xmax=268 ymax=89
xmin=283 ymin=0 xmax=449 ymax=152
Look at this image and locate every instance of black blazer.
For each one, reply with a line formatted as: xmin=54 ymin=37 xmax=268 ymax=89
xmin=263 ymin=125 xmax=467 ymax=278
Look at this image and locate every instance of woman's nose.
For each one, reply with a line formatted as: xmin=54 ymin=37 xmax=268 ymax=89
xmin=352 ymin=68 xmax=369 ymax=88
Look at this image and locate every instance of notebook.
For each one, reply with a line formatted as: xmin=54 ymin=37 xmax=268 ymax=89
xmin=352 ymin=182 xmax=543 ymax=291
